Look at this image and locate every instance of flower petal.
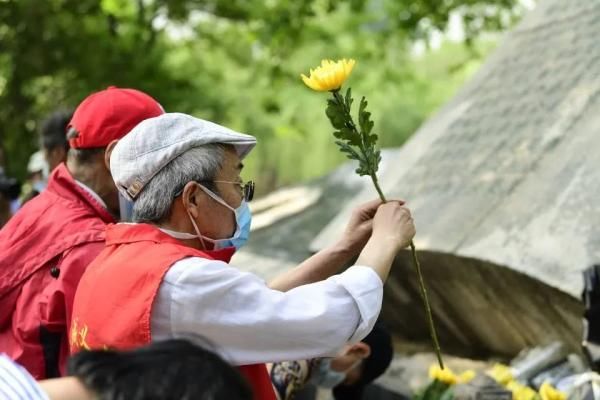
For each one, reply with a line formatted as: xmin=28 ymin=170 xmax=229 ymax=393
xmin=301 ymin=58 xmax=356 ymax=91
xmin=301 ymin=74 xmax=325 ymax=91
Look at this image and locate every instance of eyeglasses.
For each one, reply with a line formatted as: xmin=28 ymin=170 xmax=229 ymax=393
xmin=212 ymin=180 xmax=255 ymax=202
xmin=174 ymin=180 xmax=255 ymax=202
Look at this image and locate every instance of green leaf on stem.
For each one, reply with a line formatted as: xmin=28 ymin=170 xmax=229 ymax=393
xmin=345 ymin=87 xmax=353 ymax=111
xmin=358 ymin=96 xmax=374 ymax=135
xmin=335 ymin=140 xmax=361 ymax=162
xmin=326 ymin=99 xmax=346 ymax=130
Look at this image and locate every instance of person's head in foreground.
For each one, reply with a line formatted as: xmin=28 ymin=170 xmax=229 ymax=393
xmin=327 ymin=323 xmax=394 ymax=400
xmin=111 ymin=112 xmax=256 ymax=248
xmin=269 ymin=323 xmax=394 ymax=400
xmin=40 ymin=339 xmax=252 ymax=400
xmin=66 ymin=86 xmax=163 ymax=218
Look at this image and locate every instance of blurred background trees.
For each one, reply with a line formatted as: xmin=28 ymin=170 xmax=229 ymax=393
xmin=0 ymin=0 xmax=532 ymax=193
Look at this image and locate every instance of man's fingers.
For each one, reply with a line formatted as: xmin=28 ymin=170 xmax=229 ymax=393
xmin=388 ymin=199 xmax=406 ymax=206
xmin=360 ymin=198 xmax=384 ymax=210
xmin=359 ymin=220 xmax=374 ymax=231
xmin=355 ymin=198 xmax=406 ymax=219
xmin=353 ymin=199 xmax=383 ymax=219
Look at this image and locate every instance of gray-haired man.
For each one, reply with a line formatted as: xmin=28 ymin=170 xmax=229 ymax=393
xmin=70 ymin=112 xmax=415 ymax=400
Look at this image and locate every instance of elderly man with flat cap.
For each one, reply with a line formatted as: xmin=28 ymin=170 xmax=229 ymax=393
xmin=70 ymin=113 xmax=415 ymax=400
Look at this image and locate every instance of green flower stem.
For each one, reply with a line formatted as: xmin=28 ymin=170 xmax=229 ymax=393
xmin=370 ymin=171 xmax=444 ymax=370
xmin=330 ymin=89 xmax=444 ymax=369
xmin=410 ymin=240 xmax=444 ymax=370
xmin=370 ymin=172 xmax=387 ymax=203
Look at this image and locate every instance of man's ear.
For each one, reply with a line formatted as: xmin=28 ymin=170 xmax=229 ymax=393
xmin=104 ymin=140 xmax=119 ymax=171
xmin=346 ymin=342 xmax=371 ymax=360
xmin=182 ymin=182 xmax=201 ymax=219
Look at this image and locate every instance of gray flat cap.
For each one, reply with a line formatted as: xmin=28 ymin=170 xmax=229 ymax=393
xmin=111 ymin=112 xmax=257 ymax=200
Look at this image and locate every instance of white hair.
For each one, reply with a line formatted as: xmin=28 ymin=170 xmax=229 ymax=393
xmin=132 ymin=144 xmax=224 ymax=223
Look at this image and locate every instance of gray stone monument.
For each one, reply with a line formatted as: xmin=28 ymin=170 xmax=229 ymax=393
xmin=453 ymin=375 xmax=512 ymax=400
xmin=310 ymin=0 xmax=600 ymax=358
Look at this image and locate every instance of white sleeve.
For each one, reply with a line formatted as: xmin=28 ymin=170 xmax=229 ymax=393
xmin=151 ymin=258 xmax=383 ymax=365
xmin=0 ymin=354 xmax=49 ymax=400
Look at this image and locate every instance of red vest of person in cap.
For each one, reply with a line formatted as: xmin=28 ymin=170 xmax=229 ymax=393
xmin=0 ymin=87 xmax=163 ymax=379
xmin=71 ymin=223 xmax=276 ymax=400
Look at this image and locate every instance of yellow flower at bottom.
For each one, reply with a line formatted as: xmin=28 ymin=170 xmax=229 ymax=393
xmin=539 ymin=382 xmax=566 ymax=400
xmin=488 ymin=364 xmax=515 ymax=386
xmin=429 ymin=365 xmax=458 ymax=385
xmin=507 ymin=381 xmax=537 ymax=400
xmin=301 ymin=58 xmax=356 ymax=91
xmin=428 ymin=365 xmax=476 ymax=385
xmin=458 ymin=370 xmax=476 ymax=384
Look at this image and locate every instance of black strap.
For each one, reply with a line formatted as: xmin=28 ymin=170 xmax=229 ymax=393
xmin=39 ymin=325 xmax=62 ymax=378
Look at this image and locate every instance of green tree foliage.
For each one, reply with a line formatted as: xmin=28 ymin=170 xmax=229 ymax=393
xmin=0 ymin=0 xmax=529 ymax=191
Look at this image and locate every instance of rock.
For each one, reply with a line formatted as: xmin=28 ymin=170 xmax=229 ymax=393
xmin=453 ymin=375 xmax=512 ymax=400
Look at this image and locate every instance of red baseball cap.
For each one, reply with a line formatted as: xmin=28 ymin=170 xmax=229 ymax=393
xmin=67 ymin=86 xmax=164 ymax=149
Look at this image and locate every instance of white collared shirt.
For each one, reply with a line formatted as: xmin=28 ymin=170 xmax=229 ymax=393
xmin=151 ymin=258 xmax=383 ymax=366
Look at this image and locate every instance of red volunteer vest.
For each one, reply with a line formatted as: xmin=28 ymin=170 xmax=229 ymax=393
xmin=70 ymin=223 xmax=276 ymax=400
xmin=0 ymin=163 xmax=114 ymax=378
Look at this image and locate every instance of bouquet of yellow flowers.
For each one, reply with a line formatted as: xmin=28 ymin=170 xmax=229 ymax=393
xmin=415 ymin=363 xmax=566 ymax=400
xmin=414 ymin=366 xmax=476 ymax=400
xmin=488 ymin=364 xmax=567 ymax=400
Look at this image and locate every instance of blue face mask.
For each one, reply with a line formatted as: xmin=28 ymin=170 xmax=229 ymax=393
xmin=186 ymin=183 xmax=252 ymax=251
xmin=210 ymin=200 xmax=251 ymax=250
xmin=310 ymin=359 xmax=348 ymax=389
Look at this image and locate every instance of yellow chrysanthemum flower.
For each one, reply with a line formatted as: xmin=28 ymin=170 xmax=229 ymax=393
xmin=429 ymin=365 xmax=475 ymax=385
xmin=539 ymin=382 xmax=566 ymax=400
xmin=487 ymin=364 xmax=515 ymax=386
xmin=429 ymin=365 xmax=458 ymax=385
xmin=301 ymin=58 xmax=356 ymax=92
xmin=458 ymin=370 xmax=476 ymax=383
xmin=507 ymin=381 xmax=538 ymax=400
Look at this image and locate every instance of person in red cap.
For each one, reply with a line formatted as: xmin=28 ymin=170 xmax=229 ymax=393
xmin=0 ymin=87 xmax=163 ymax=379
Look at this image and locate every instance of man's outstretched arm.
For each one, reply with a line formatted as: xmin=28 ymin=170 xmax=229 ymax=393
xmin=268 ymin=199 xmax=403 ymax=292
